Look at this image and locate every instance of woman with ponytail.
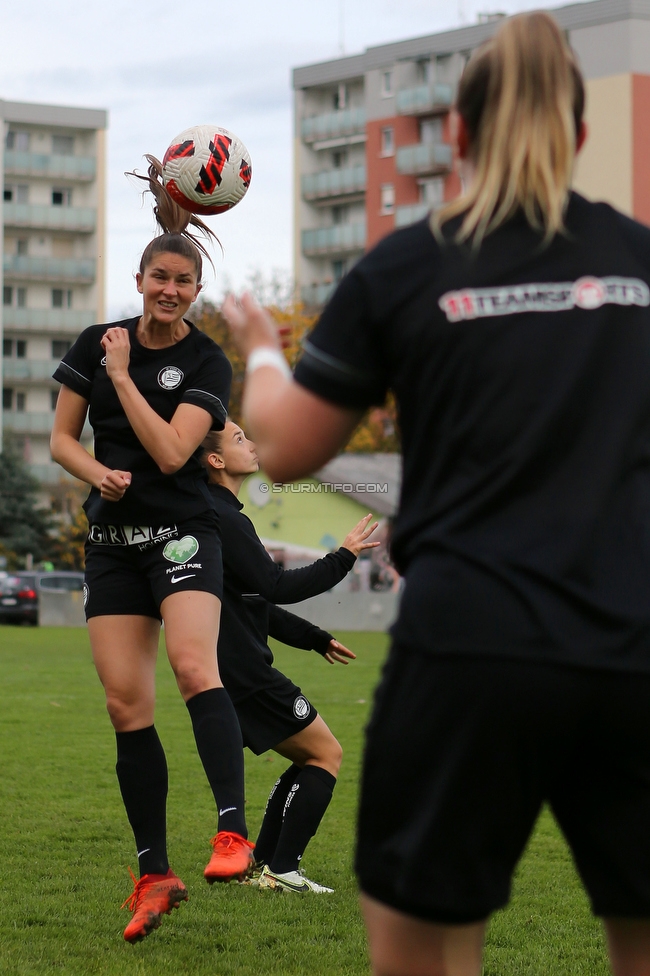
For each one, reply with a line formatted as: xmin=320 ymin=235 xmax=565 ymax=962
xmin=50 ymin=159 xmax=253 ymax=943
xmin=224 ymin=11 xmax=650 ymax=975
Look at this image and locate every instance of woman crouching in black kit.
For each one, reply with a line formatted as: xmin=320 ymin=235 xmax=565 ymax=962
xmin=201 ymin=421 xmax=378 ymax=893
xmin=223 ymin=12 xmax=650 ymax=976
xmin=50 ymin=161 xmax=253 ymax=943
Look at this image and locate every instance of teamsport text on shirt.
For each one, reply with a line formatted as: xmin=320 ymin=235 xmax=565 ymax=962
xmin=438 ymin=276 xmax=650 ymax=323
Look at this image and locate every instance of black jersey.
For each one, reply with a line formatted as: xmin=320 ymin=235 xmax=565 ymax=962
xmin=294 ymin=193 xmax=650 ymax=673
xmin=210 ymin=483 xmax=354 ymax=700
xmin=53 ymin=317 xmax=231 ymax=524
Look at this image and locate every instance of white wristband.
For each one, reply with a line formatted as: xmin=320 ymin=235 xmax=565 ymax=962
xmin=246 ymin=347 xmax=292 ymax=381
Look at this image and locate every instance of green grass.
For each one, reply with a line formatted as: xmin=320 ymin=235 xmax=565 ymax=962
xmin=0 ymin=626 xmax=611 ymax=975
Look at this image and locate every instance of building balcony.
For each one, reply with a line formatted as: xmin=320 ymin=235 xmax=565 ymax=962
xmin=395 ymin=203 xmax=431 ymax=227
xmin=28 ymin=463 xmax=81 ymax=485
xmin=4 ymin=255 xmax=96 ymax=284
xmin=301 ymin=108 xmax=366 ymax=144
xmin=301 ymin=282 xmax=336 ymax=307
xmin=301 ymin=222 xmax=366 ymax=256
xmin=4 ymin=150 xmax=96 ymax=181
xmin=3 ymin=411 xmax=92 ymax=439
xmin=3 ymin=359 xmax=61 ymax=383
xmin=396 ymin=83 xmax=454 ymax=116
xmin=302 ymin=164 xmax=366 ymax=201
xmin=396 ymin=142 xmax=453 ymax=176
xmin=4 ymin=203 xmax=96 ymax=233
xmin=3 ymin=308 xmax=96 ymax=332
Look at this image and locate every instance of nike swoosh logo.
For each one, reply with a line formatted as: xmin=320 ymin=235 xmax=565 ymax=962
xmin=171 ymin=574 xmax=196 ymax=583
xmin=276 ymin=879 xmax=310 ymax=892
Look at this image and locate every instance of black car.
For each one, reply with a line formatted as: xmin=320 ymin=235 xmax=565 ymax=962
xmin=0 ymin=571 xmax=84 ymax=625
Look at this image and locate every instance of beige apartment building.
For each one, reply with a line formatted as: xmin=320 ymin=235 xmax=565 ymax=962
xmin=0 ymin=99 xmax=107 ymax=485
xmin=293 ymin=0 xmax=650 ymax=307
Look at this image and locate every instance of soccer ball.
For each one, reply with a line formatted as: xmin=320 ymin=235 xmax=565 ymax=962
xmin=162 ymin=125 xmax=252 ymax=216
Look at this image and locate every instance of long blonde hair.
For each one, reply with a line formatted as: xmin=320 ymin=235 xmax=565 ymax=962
xmin=435 ymin=11 xmax=585 ymax=247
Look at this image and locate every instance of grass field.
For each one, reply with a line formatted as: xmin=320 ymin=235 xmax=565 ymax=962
xmin=0 ymin=625 xmax=612 ymax=975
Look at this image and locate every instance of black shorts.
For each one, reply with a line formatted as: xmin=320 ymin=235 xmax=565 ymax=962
xmin=356 ymin=644 xmax=650 ymax=923
xmin=83 ymin=512 xmax=223 ymax=619
xmin=234 ymin=679 xmax=318 ymax=756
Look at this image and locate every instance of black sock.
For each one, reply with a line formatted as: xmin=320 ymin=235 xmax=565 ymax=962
xmin=269 ymin=765 xmax=336 ymax=875
xmin=115 ymin=726 xmax=169 ymax=877
xmin=186 ymin=688 xmax=247 ymax=837
xmin=254 ymin=764 xmax=301 ymax=866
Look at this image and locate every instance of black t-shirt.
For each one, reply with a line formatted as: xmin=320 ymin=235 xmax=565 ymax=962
xmin=294 ymin=193 xmax=650 ymax=673
xmin=53 ymin=317 xmax=231 ymax=524
xmin=210 ymin=483 xmax=355 ymax=700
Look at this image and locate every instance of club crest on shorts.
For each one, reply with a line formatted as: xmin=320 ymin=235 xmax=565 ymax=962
xmin=83 ymin=583 xmax=89 ymax=608
xmin=163 ymin=535 xmax=199 ymax=563
xmin=293 ymin=696 xmax=310 ymax=720
xmin=158 ymin=366 xmax=184 ymax=390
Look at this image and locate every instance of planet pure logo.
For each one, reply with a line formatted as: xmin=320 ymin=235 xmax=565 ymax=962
xmin=163 ymin=536 xmax=200 ymax=563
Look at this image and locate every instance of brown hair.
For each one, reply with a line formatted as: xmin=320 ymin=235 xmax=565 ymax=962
xmin=434 ymin=12 xmax=585 ymax=247
xmin=127 ymin=155 xmax=220 ymax=278
xmin=200 ymin=429 xmax=224 ymax=472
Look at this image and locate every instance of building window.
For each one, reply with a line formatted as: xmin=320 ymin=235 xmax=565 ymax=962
xmin=15 ymin=185 xmax=28 ymax=204
xmin=3 ymin=339 xmax=12 ymax=357
xmin=52 ymin=135 xmax=74 ymax=155
xmin=419 ymin=177 xmax=445 ymax=207
xmin=416 ymin=59 xmax=432 ymax=85
xmin=381 ymin=127 xmax=395 ymax=157
xmin=16 ymin=340 xmax=26 ymax=359
xmin=420 ymin=118 xmax=443 ymax=144
xmin=381 ymin=71 xmax=393 ymax=96
xmin=15 ymin=392 xmax=26 ymax=412
xmin=4 ymin=186 xmax=12 ymax=202
xmin=333 ymin=83 xmax=347 ymax=110
xmin=16 ymin=287 xmax=26 ymax=308
xmin=6 ymin=130 xmax=30 ymax=151
xmin=380 ymin=183 xmax=395 ymax=215
xmin=332 ymin=150 xmax=347 ymax=169
xmin=3 ymin=286 xmax=12 ymax=306
xmin=332 ymin=260 xmax=347 ymax=283
xmin=52 ymin=289 xmax=73 ymax=309
xmin=2 ymin=388 xmax=13 ymax=410
xmin=52 ymin=340 xmax=72 ymax=358
xmin=51 ymin=389 xmax=60 ymax=411
xmin=331 ymin=205 xmax=348 ymax=225
xmin=16 ymin=239 xmax=28 ymax=256
xmin=52 ymin=188 xmax=72 ymax=206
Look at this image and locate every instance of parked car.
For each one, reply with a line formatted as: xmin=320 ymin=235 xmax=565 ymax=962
xmin=0 ymin=571 xmax=84 ymax=625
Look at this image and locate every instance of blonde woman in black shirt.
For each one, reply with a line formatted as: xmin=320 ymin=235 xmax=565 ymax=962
xmin=223 ymin=13 xmax=650 ymax=976
xmin=51 ymin=163 xmax=253 ymax=943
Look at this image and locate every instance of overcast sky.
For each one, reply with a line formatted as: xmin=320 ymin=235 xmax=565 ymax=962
xmin=0 ymin=0 xmax=567 ymax=319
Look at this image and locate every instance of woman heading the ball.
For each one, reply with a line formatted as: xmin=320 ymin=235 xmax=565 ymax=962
xmin=201 ymin=421 xmax=378 ymax=893
xmin=223 ymin=13 xmax=650 ymax=976
xmin=50 ymin=158 xmax=253 ymax=944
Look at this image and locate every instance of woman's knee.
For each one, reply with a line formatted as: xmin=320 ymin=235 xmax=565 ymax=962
xmin=171 ymin=657 xmax=220 ymax=700
xmin=306 ymin=732 xmax=343 ymax=776
xmin=105 ymin=691 xmax=154 ymax=731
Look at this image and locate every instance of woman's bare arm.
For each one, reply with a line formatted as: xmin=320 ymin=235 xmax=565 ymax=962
xmin=101 ymin=327 xmax=214 ymax=474
xmin=50 ymin=386 xmax=132 ymax=501
xmin=222 ymin=293 xmax=361 ymax=482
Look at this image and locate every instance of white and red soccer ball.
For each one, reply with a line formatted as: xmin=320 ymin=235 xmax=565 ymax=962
xmin=162 ymin=125 xmax=252 ymax=216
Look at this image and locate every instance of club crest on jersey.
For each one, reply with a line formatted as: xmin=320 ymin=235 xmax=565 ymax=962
xmin=163 ymin=536 xmax=200 ymax=563
xmin=438 ymin=276 xmax=650 ymax=323
xmin=293 ymin=696 xmax=311 ymax=720
xmin=158 ymin=366 xmax=184 ymax=390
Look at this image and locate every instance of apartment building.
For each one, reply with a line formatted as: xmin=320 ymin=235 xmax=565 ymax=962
xmin=0 ymin=99 xmax=107 ymax=484
xmin=293 ymin=0 xmax=650 ymax=306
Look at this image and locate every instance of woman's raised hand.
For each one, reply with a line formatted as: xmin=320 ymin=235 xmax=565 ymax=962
xmin=99 ymin=469 xmax=132 ymax=501
xmin=222 ymin=293 xmax=290 ymax=358
xmin=101 ymin=327 xmax=131 ymax=381
xmin=342 ymin=514 xmax=381 ymax=557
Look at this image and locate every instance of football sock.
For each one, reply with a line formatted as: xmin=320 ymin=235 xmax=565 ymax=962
xmin=254 ymin=764 xmax=301 ymax=866
xmin=269 ymin=764 xmax=336 ymax=875
xmin=186 ymin=688 xmax=247 ymax=838
xmin=115 ymin=725 xmax=169 ymax=877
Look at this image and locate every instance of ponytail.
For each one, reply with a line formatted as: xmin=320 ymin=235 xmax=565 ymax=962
xmin=127 ymin=155 xmax=221 ymax=277
xmin=435 ymin=11 xmax=585 ymax=247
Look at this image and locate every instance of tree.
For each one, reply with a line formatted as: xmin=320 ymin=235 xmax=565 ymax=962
xmin=0 ymin=438 xmax=52 ymax=563
xmin=194 ymin=301 xmax=400 ymax=454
